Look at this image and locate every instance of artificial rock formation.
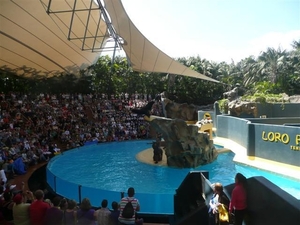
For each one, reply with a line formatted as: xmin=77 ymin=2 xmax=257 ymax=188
xmin=225 ymin=94 xmax=300 ymax=118
xmin=150 ymin=118 xmax=218 ymax=168
xmin=228 ymin=100 xmax=258 ymax=117
xmin=164 ymin=100 xmax=198 ymax=121
xmin=282 ymin=93 xmax=300 ymax=103
xmin=162 ymin=98 xmax=212 ymax=121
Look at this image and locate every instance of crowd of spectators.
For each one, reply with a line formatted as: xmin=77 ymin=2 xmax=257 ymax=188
xmin=1 ymin=186 xmax=134 ymax=225
xmin=0 ymin=92 xmax=163 ymax=179
xmin=0 ymin=92 xmax=165 ymax=224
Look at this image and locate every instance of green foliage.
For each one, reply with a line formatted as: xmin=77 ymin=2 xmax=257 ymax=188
xmin=217 ymin=99 xmax=229 ymax=113
xmin=246 ymin=81 xmax=283 ymax=95
xmin=1 ymin=39 xmax=300 ymax=104
xmin=241 ymin=93 xmax=286 ymax=103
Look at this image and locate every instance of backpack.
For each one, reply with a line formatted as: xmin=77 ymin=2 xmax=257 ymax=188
xmin=122 ymin=198 xmax=134 ymax=218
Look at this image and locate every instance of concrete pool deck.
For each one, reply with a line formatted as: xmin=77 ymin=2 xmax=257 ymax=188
xmin=136 ymin=137 xmax=300 ymax=181
xmin=213 ymin=137 xmax=300 ymax=181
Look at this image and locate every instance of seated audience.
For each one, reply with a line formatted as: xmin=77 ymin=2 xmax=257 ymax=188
xmin=0 ymin=167 xmax=8 ymax=188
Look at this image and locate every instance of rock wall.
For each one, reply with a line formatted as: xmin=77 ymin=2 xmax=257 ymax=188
xmin=150 ymin=118 xmax=218 ymax=168
xmin=162 ymin=98 xmax=213 ymax=121
xmin=228 ymin=100 xmax=258 ymax=117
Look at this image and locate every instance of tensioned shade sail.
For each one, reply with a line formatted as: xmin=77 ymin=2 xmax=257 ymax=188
xmin=1 ymin=0 xmax=219 ymax=83
xmin=103 ymin=0 xmax=219 ymax=83
xmin=0 ymin=0 xmax=107 ymax=77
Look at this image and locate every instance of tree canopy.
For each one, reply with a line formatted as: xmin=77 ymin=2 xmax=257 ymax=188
xmin=1 ymin=40 xmax=299 ymax=105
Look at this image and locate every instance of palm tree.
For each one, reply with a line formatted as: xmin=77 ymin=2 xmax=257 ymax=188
xmin=291 ymin=40 xmax=300 ymax=51
xmin=241 ymin=56 xmax=258 ymax=88
xmin=257 ymin=47 xmax=287 ymax=84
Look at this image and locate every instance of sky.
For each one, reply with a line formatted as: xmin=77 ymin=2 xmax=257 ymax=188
xmin=106 ymin=0 xmax=300 ymax=63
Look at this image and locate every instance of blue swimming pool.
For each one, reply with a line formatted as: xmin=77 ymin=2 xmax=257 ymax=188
xmin=47 ymin=140 xmax=300 ymax=214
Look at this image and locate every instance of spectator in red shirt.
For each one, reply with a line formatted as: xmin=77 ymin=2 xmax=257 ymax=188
xmin=229 ymin=173 xmax=247 ymax=225
xmin=29 ymin=189 xmax=50 ymax=225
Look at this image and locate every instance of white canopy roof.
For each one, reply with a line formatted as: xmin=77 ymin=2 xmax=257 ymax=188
xmin=0 ymin=0 xmax=219 ymax=82
xmin=103 ymin=0 xmax=218 ymax=83
xmin=0 ymin=0 xmax=107 ymax=77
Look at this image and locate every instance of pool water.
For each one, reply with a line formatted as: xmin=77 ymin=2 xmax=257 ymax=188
xmin=47 ymin=140 xmax=300 ymax=214
xmin=48 ymin=140 xmax=300 ymax=199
